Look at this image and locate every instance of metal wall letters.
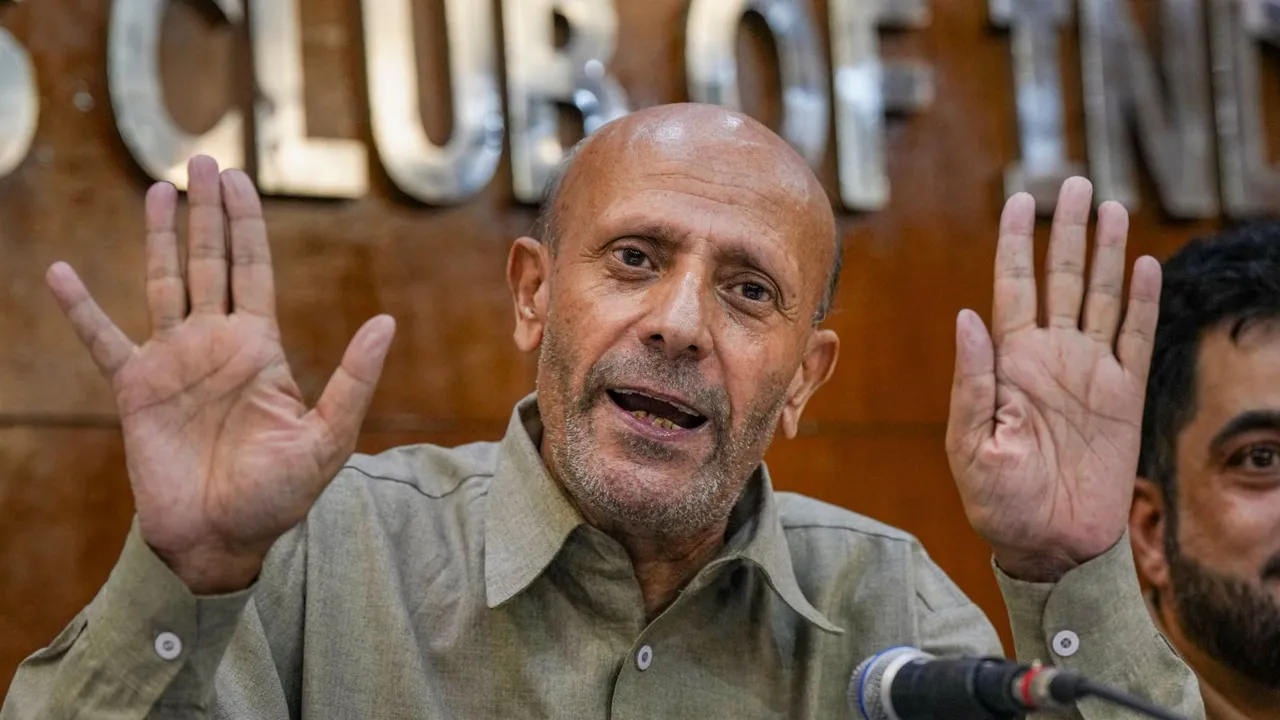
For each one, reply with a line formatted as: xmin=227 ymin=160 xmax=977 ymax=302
xmin=251 ymin=0 xmax=368 ymax=198
xmin=990 ymin=0 xmax=1085 ymax=214
xmin=1078 ymin=0 xmax=1217 ymax=217
xmin=828 ymin=0 xmax=934 ymax=211
xmin=47 ymin=0 xmax=1280 ymax=218
xmin=362 ymin=0 xmax=504 ymax=204
xmin=685 ymin=0 xmax=829 ymax=169
xmin=1212 ymin=0 xmax=1280 ymax=216
xmin=0 ymin=22 xmax=36 ymax=178
xmin=108 ymin=0 xmax=244 ymax=189
xmin=503 ymin=0 xmax=629 ymax=204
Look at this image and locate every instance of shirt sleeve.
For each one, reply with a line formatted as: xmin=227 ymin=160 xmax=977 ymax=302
xmin=0 ymin=520 xmax=252 ymax=719
xmin=995 ymin=532 xmax=1205 ymax=719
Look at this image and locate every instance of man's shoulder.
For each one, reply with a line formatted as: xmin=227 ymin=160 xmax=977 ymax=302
xmin=259 ymin=441 xmax=503 ymax=616
xmin=775 ymin=491 xmax=919 ymax=548
xmin=307 ymin=440 xmax=503 ymax=530
xmin=336 ymin=440 xmax=502 ymax=499
xmin=282 ymin=440 xmax=504 ymax=569
xmin=774 ymin=492 xmax=981 ymax=623
xmin=773 ymin=492 xmax=940 ymax=593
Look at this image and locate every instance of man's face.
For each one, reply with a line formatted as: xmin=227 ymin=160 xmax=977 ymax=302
xmin=528 ymin=110 xmax=835 ymax=538
xmin=1166 ymin=321 xmax=1280 ymax=684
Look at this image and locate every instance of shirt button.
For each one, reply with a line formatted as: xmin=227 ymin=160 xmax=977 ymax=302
xmin=635 ymin=644 xmax=653 ymax=671
xmin=154 ymin=631 xmax=183 ymax=660
xmin=1052 ymin=630 xmax=1080 ymax=658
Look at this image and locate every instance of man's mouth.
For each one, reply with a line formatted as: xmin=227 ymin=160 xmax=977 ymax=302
xmin=606 ymin=388 xmax=709 ymax=431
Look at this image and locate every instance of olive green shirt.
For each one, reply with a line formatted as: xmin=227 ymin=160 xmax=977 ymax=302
xmin=2 ymin=395 xmax=1202 ymax=718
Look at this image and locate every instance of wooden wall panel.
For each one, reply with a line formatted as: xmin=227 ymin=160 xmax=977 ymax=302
xmin=0 ymin=428 xmax=133 ymax=681
xmin=0 ymin=0 xmax=1257 ymax=695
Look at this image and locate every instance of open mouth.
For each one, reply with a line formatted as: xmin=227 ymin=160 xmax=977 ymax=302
xmin=607 ymin=388 xmax=708 ymax=431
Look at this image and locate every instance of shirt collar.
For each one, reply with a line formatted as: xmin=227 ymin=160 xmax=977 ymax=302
xmin=722 ymin=464 xmax=843 ymax=634
xmin=484 ymin=393 xmax=842 ymax=634
xmin=483 ymin=395 xmax=584 ymax=608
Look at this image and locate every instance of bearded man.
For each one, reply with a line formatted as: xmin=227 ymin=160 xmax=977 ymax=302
xmin=1131 ymin=224 xmax=1280 ymax=720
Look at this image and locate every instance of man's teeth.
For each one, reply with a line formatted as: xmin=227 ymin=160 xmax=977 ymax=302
xmin=614 ymin=389 xmax=699 ymax=417
xmin=631 ymin=410 xmax=680 ymax=430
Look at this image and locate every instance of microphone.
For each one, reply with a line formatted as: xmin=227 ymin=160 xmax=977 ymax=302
xmin=849 ymin=646 xmax=1068 ymax=720
xmin=849 ymin=647 xmax=1191 ymax=720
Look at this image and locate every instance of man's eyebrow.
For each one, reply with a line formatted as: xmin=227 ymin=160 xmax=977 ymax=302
xmin=617 ymin=223 xmax=682 ymax=247
xmin=716 ymin=244 xmax=783 ymax=282
xmin=1209 ymin=409 xmax=1280 ymax=454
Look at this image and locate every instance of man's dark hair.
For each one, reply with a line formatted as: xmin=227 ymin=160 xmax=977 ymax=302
xmin=528 ymin=143 xmax=582 ymax=254
xmin=529 ymin=143 xmax=844 ymax=325
xmin=1138 ymin=222 xmax=1280 ymax=528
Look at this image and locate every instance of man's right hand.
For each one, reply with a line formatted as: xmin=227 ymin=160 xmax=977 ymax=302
xmin=46 ymin=156 xmax=396 ymax=595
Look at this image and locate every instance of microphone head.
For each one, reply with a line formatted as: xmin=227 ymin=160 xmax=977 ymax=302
xmin=848 ymin=646 xmax=933 ymax=720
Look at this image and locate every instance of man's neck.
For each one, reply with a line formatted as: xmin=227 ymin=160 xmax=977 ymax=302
xmin=539 ymin=440 xmax=739 ymax=619
xmin=616 ymin=523 xmax=728 ymax=619
xmin=1156 ymin=602 xmax=1280 ymax=719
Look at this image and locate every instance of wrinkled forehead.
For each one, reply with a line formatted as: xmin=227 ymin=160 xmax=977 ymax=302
xmin=562 ymin=116 xmax=832 ymax=269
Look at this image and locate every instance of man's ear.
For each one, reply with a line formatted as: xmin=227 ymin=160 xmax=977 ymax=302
xmin=1131 ymin=476 xmax=1172 ymax=592
xmin=779 ymin=329 xmax=839 ymax=439
xmin=507 ymin=236 xmax=552 ymax=352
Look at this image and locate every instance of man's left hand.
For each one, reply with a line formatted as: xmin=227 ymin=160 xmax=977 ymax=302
xmin=945 ymin=177 xmax=1161 ymax=583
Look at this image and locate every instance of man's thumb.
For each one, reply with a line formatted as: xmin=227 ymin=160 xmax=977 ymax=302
xmin=946 ymin=310 xmax=996 ymax=465
xmin=311 ymin=315 xmax=397 ymax=464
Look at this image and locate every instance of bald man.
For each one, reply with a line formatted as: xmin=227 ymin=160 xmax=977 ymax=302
xmin=3 ymin=105 xmax=1200 ymax=718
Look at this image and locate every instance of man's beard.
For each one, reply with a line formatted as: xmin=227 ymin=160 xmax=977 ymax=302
xmin=1166 ymin=530 xmax=1280 ymax=686
xmin=538 ymin=313 xmax=787 ymax=538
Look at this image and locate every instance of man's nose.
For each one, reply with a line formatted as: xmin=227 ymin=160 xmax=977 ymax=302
xmin=638 ymin=271 xmax=712 ymax=361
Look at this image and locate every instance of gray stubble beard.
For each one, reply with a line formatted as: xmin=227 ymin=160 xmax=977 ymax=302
xmin=537 ymin=313 xmax=788 ymax=540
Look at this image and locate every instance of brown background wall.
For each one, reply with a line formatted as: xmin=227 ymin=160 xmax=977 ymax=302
xmin=0 ymin=0 xmax=1253 ymax=692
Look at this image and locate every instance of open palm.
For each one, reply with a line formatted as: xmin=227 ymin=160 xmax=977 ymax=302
xmin=945 ymin=178 xmax=1160 ymax=581
xmin=47 ymin=157 xmax=395 ymax=592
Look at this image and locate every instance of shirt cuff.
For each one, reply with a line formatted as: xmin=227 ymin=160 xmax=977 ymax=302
xmin=994 ymin=532 xmax=1202 ymax=715
xmin=85 ymin=519 xmax=253 ymax=707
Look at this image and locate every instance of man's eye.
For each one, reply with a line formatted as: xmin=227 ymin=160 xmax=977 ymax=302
xmin=1246 ymin=446 xmax=1278 ymax=470
xmin=1228 ymin=443 xmax=1280 ymax=471
xmin=736 ymin=282 xmax=771 ymax=302
xmin=616 ymin=248 xmax=652 ymax=269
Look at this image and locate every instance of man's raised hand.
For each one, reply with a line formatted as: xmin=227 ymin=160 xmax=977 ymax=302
xmin=46 ymin=155 xmax=395 ymax=594
xmin=945 ymin=177 xmax=1160 ymax=582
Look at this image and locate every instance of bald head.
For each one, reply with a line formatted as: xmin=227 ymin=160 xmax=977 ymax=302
xmin=532 ymin=103 xmax=841 ymax=322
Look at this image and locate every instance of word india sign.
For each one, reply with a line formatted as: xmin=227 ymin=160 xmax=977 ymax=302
xmin=0 ymin=0 xmax=1277 ymax=217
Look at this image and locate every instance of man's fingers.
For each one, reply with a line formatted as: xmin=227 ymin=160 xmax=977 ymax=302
xmin=1081 ymin=201 xmax=1130 ymax=344
xmin=46 ymin=262 xmax=135 ymax=377
xmin=145 ymin=182 xmax=186 ymax=332
xmin=186 ymin=155 xmax=230 ymax=314
xmin=222 ymin=170 xmax=276 ymax=318
xmin=1044 ymin=177 xmax=1093 ymax=329
xmin=1117 ymin=256 xmax=1162 ymax=383
xmin=308 ymin=315 xmax=397 ymax=474
xmin=993 ymin=192 xmax=1038 ymax=342
xmin=946 ymin=309 xmax=997 ymax=472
